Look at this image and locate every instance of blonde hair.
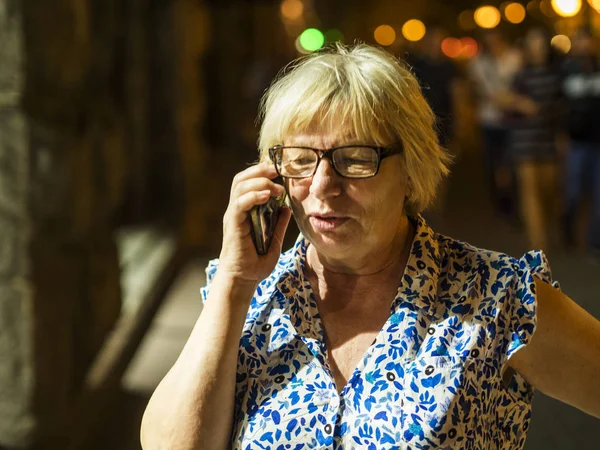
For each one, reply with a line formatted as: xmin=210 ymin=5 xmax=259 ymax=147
xmin=257 ymin=43 xmax=451 ymax=214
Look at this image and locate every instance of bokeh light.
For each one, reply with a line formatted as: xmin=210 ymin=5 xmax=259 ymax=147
xmin=588 ymin=0 xmax=600 ymax=10
xmin=551 ymin=34 xmax=572 ymax=52
xmin=504 ymin=3 xmax=527 ymax=23
xmin=551 ymin=0 xmax=582 ymax=17
xmin=374 ymin=24 xmax=397 ymax=46
xmin=324 ymin=29 xmax=344 ymax=43
xmin=441 ymin=37 xmax=462 ymax=58
xmin=474 ymin=6 xmax=502 ymax=29
xmin=540 ymin=0 xmax=556 ymax=16
xmin=527 ymin=0 xmax=540 ymax=13
xmin=461 ymin=37 xmax=479 ymax=58
xmin=299 ymin=28 xmax=325 ymax=52
xmin=458 ymin=10 xmax=477 ymax=31
xmin=402 ymin=19 xmax=426 ymax=42
xmin=281 ymin=0 xmax=304 ymax=21
xmin=295 ymin=36 xmax=310 ymax=54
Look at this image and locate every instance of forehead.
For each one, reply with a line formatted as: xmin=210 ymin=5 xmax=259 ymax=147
xmin=282 ymin=114 xmax=394 ymax=148
xmin=285 ymin=129 xmax=361 ymax=148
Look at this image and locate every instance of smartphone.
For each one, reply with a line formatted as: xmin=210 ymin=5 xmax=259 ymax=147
xmin=249 ymin=182 xmax=287 ymax=255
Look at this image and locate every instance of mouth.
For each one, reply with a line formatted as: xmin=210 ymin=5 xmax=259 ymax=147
xmin=309 ymin=214 xmax=350 ymax=230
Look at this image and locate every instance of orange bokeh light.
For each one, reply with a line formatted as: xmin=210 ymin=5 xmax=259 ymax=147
xmin=461 ymin=37 xmax=479 ymax=58
xmin=281 ymin=0 xmax=304 ymax=21
xmin=458 ymin=10 xmax=477 ymax=31
xmin=374 ymin=24 xmax=396 ymax=46
xmin=504 ymin=3 xmax=527 ymax=23
xmin=442 ymin=37 xmax=462 ymax=58
xmin=402 ymin=19 xmax=426 ymax=42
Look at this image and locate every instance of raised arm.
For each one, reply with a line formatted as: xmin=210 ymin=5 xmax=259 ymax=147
xmin=507 ymin=278 xmax=600 ymax=419
xmin=140 ymin=163 xmax=291 ymax=450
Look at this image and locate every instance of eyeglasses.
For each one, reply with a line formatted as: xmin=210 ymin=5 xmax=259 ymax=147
xmin=268 ymin=144 xmax=403 ymax=179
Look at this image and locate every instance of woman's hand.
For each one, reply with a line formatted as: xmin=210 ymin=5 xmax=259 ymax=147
xmin=217 ymin=163 xmax=292 ymax=285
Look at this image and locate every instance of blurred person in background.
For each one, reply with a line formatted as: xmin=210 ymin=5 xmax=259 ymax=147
xmin=405 ymin=25 xmax=459 ymax=148
xmin=561 ymin=27 xmax=600 ymax=261
xmin=507 ymin=28 xmax=563 ymax=252
xmin=470 ymin=29 xmax=522 ymax=221
xmin=141 ymin=44 xmax=600 ymax=450
xmin=405 ymin=25 xmax=460 ymax=220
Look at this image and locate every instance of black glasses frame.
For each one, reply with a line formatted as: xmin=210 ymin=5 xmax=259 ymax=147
xmin=268 ymin=143 xmax=403 ymax=179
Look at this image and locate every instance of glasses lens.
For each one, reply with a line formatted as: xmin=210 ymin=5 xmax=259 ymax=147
xmin=278 ymin=147 xmax=318 ymax=177
xmin=333 ymin=147 xmax=378 ymax=178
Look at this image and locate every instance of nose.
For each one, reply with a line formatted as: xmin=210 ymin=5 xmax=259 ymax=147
xmin=309 ymin=156 xmax=342 ymax=199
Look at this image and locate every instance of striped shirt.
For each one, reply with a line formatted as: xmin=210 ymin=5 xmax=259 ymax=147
xmin=509 ymin=65 xmax=562 ymax=162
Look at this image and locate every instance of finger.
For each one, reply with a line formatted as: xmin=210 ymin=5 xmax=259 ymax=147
xmin=233 ymin=177 xmax=285 ymax=200
xmin=232 ymin=190 xmax=271 ymax=218
xmin=230 ymin=163 xmax=278 ymax=194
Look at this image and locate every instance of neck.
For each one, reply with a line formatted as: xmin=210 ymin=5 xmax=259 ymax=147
xmin=305 ymin=217 xmax=414 ymax=312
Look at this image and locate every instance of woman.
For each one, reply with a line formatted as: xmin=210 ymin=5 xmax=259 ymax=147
xmin=469 ymin=29 xmax=522 ymax=221
xmin=141 ymin=44 xmax=600 ymax=450
xmin=508 ymin=28 xmax=562 ymax=251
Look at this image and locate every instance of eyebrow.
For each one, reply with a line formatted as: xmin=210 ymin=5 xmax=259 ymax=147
xmin=284 ymin=139 xmax=367 ymax=148
xmin=285 ymin=129 xmax=364 ymax=148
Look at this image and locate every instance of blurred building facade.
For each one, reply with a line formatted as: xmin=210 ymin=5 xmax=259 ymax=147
xmin=0 ymin=0 xmax=210 ymax=448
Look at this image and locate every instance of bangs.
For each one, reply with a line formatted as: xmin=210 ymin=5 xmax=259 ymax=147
xmin=258 ymin=53 xmax=397 ymax=156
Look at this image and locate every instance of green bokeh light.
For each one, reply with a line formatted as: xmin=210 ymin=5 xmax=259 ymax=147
xmin=299 ymin=28 xmax=325 ymax=51
xmin=324 ymin=28 xmax=344 ymax=43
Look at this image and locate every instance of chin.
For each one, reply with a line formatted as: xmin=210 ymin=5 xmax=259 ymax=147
xmin=305 ymin=227 xmax=358 ymax=257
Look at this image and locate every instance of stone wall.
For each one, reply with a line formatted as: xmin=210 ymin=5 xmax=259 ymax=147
xmin=0 ymin=0 xmax=127 ymax=446
xmin=0 ymin=0 xmax=214 ymax=447
xmin=0 ymin=1 xmax=36 ymax=446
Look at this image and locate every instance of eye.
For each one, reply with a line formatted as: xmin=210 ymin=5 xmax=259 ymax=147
xmin=345 ymin=157 xmax=373 ymax=164
xmin=291 ymin=157 xmax=315 ymax=165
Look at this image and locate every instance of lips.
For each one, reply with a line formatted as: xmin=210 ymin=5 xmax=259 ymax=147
xmin=309 ymin=214 xmax=349 ymax=230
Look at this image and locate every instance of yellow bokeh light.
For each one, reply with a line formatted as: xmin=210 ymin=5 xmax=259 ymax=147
xmin=551 ymin=34 xmax=572 ymax=52
xmin=505 ymin=3 xmax=527 ymax=23
xmin=458 ymin=10 xmax=477 ymax=31
xmin=474 ymin=6 xmax=502 ymax=29
xmin=374 ymin=24 xmax=396 ymax=46
xmin=588 ymin=0 xmax=600 ymax=10
xmin=540 ymin=0 xmax=555 ymax=16
xmin=281 ymin=0 xmax=304 ymax=21
xmin=551 ymin=0 xmax=582 ymax=17
xmin=402 ymin=19 xmax=426 ymax=42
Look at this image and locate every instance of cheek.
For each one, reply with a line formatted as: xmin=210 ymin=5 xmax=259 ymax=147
xmin=352 ymin=178 xmax=407 ymax=223
xmin=368 ymin=186 xmax=406 ymax=221
xmin=287 ymin=180 xmax=311 ymax=210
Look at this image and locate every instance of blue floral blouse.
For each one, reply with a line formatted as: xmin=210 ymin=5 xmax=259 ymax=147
xmin=200 ymin=215 xmax=557 ymax=450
